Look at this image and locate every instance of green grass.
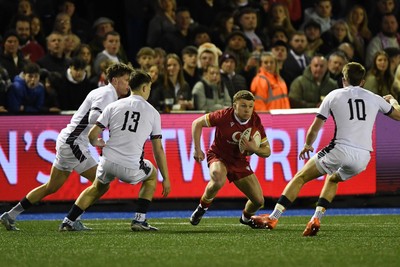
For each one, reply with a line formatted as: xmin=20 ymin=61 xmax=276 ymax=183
xmin=1 ymin=215 xmax=399 ymax=267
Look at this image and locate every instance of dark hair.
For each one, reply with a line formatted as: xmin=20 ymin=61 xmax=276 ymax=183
xmin=23 ymin=62 xmax=41 ymax=74
xmin=105 ymin=63 xmax=134 ymax=82
xmin=129 ymin=69 xmax=151 ymax=91
xmin=342 ymin=62 xmax=365 ymax=85
xmin=69 ymin=57 xmax=87 ymax=69
xmin=103 ymin=30 xmax=120 ymax=41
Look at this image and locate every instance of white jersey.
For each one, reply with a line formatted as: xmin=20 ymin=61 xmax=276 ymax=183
xmin=96 ymin=94 xmax=162 ymax=169
xmin=58 ymin=84 xmax=118 ymax=146
xmin=318 ymin=86 xmax=393 ymax=151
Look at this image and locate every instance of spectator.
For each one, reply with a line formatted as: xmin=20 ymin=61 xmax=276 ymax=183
xmin=135 ymin=46 xmax=155 ymax=72
xmin=289 ymin=55 xmax=337 ymax=108
xmin=270 ymin=40 xmax=288 ymax=73
xmin=89 ymin=17 xmax=128 ymax=64
xmin=303 ymin=20 xmax=323 ymax=58
xmin=0 ymin=30 xmax=28 ymax=82
xmin=392 ymin=64 xmax=400 ymax=101
xmin=250 ymin=51 xmax=290 ymax=111
xmin=368 ymin=0 xmax=397 ymax=35
xmin=365 ymin=14 xmax=400 ymax=68
xmin=219 ymin=53 xmax=247 ymax=100
xmin=210 ymin=11 xmax=236 ymax=51
xmin=41 ymin=71 xmax=61 ymax=113
xmin=147 ymin=0 xmax=176 ymax=47
xmin=197 ymin=42 xmax=222 ymax=74
xmin=364 ymin=50 xmax=394 ymax=97
xmin=224 ymin=31 xmax=252 ymax=75
xmin=63 ymin=33 xmax=80 ymax=59
xmin=327 ymin=50 xmax=348 ymax=87
xmin=52 ymin=12 xmax=72 ymax=36
xmin=74 ymin=44 xmax=96 ymax=86
xmin=337 ymin=42 xmax=355 ymax=62
xmin=6 ymin=62 xmax=44 ymax=113
xmin=58 ymin=57 xmax=92 ymax=110
xmin=320 ymin=20 xmax=354 ymax=56
xmin=147 ymin=64 xmax=163 ymax=112
xmin=36 ymin=32 xmax=70 ymax=75
xmin=192 ymin=64 xmax=231 ymax=112
xmin=281 ymin=31 xmax=310 ymax=89
xmin=190 ymin=25 xmax=212 ymax=48
xmin=93 ymin=31 xmax=125 ymax=75
xmin=15 ymin=15 xmax=45 ymax=62
xmin=302 ymin=0 xmax=334 ymax=34
xmin=30 ymin=14 xmax=46 ymax=49
xmin=384 ymin=47 xmax=400 ymax=76
xmin=236 ymin=7 xmax=268 ymax=51
xmin=0 ymin=65 xmax=11 ymax=112
xmin=189 ymin=0 xmax=222 ymax=28
xmin=58 ymin=0 xmax=91 ymax=43
xmin=154 ymin=47 xmax=167 ymax=75
xmin=264 ymin=3 xmax=295 ymax=38
xmin=181 ymin=45 xmax=201 ymax=90
xmin=269 ymin=26 xmax=289 ymax=44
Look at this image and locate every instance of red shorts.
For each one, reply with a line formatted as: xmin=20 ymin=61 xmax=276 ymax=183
xmin=207 ymin=151 xmax=253 ymax=182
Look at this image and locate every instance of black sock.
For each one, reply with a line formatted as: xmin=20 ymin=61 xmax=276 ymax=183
xmin=277 ymin=195 xmax=292 ymax=209
xmin=66 ymin=204 xmax=84 ymax=222
xmin=136 ymin=198 xmax=151 ymax=214
xmin=20 ymin=197 xmax=33 ymax=210
xmin=317 ymin=198 xmax=331 ymax=210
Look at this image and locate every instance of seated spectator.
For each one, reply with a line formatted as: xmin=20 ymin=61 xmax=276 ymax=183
xmin=197 ymin=42 xmax=222 ymax=74
xmin=30 ymin=14 xmax=47 ymax=49
xmin=58 ymin=57 xmax=92 ymax=110
xmin=93 ymin=31 xmax=125 ymax=75
xmin=63 ymin=33 xmax=80 ymax=59
xmin=250 ymin=51 xmax=290 ymax=111
xmin=303 ymin=20 xmax=323 ymax=58
xmin=269 ymin=26 xmax=289 ymax=44
xmin=6 ymin=62 xmax=44 ymax=113
xmin=190 ymin=25 xmax=212 ymax=48
xmin=210 ymin=11 xmax=236 ymax=51
xmin=146 ymin=0 xmax=176 ymax=47
xmin=181 ymin=45 xmax=201 ymax=90
xmin=192 ymin=64 xmax=231 ymax=112
xmin=74 ymin=44 xmax=96 ymax=86
xmin=337 ymin=42 xmax=355 ymax=62
xmin=154 ymin=47 xmax=167 ymax=75
xmin=326 ymin=50 xmax=348 ymax=87
xmin=219 ymin=53 xmax=247 ymax=100
xmin=224 ymin=31 xmax=252 ymax=75
xmin=41 ymin=70 xmax=61 ymax=113
xmin=235 ymin=7 xmax=268 ymax=51
xmin=58 ymin=0 xmax=91 ymax=43
xmin=36 ymin=32 xmax=70 ymax=75
xmin=384 ymin=47 xmax=400 ymax=76
xmin=147 ymin=64 xmax=163 ymax=112
xmin=265 ymin=3 xmax=296 ymax=38
xmin=136 ymin=47 xmax=155 ymax=72
xmin=364 ymin=50 xmax=394 ymax=97
xmin=289 ymin=55 xmax=337 ymax=108
xmin=319 ymin=20 xmax=354 ymax=56
xmin=14 ymin=15 xmax=45 ymax=62
xmin=0 ymin=30 xmax=28 ymax=81
xmin=0 ymin=65 xmax=11 ymax=112
xmin=368 ymin=0 xmax=397 ymax=35
xmin=301 ymin=0 xmax=334 ymax=34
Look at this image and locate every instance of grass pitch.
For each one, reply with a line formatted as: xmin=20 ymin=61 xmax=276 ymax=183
xmin=1 ymin=215 xmax=399 ymax=267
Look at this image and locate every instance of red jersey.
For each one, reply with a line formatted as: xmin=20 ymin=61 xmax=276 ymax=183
xmin=205 ymin=107 xmax=267 ymax=166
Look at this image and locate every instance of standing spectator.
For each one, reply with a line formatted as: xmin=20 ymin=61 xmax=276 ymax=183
xmin=147 ymin=0 xmax=176 ymax=47
xmin=15 ymin=15 xmax=45 ymax=62
xmin=89 ymin=17 xmax=128 ymax=64
xmin=281 ymin=31 xmax=310 ymax=89
xmin=58 ymin=57 xmax=92 ymax=111
xmin=36 ymin=32 xmax=70 ymax=75
xmin=365 ymin=14 xmax=400 ymax=68
xmin=192 ymin=65 xmax=231 ymax=112
xmin=93 ymin=31 xmax=125 ymax=76
xmin=7 ymin=62 xmax=44 ymax=113
xmin=364 ymin=51 xmax=394 ymax=97
xmin=135 ymin=47 xmax=155 ymax=72
xmin=250 ymin=51 xmax=290 ymax=111
xmin=181 ymin=45 xmax=201 ymax=90
xmin=289 ymin=55 xmax=337 ymax=108
xmin=219 ymin=53 xmax=247 ymax=100
xmin=0 ymin=30 xmax=28 ymax=82
xmin=302 ymin=0 xmax=334 ymax=34
xmin=190 ymin=90 xmax=270 ymax=228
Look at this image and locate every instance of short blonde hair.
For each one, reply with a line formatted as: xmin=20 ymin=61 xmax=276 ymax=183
xmin=233 ymin=90 xmax=254 ymax=103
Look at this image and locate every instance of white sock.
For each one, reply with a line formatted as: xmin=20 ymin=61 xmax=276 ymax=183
xmin=199 ymin=204 xmax=208 ymax=211
xmin=8 ymin=203 xmax=25 ymax=220
xmin=269 ymin=203 xmax=286 ymax=220
xmin=62 ymin=217 xmax=75 ymax=226
xmin=134 ymin=212 xmax=146 ymax=222
xmin=241 ymin=214 xmax=250 ymax=222
xmin=311 ymin=206 xmax=325 ymax=221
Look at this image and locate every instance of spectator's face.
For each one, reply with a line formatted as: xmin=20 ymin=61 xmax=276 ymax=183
xmin=199 ymin=51 xmax=215 ymax=69
xmin=16 ymin=21 xmax=31 ymax=42
xmin=239 ymin=13 xmax=257 ymax=31
xmin=96 ymin=23 xmax=114 ymax=37
xmin=225 ymin=17 xmax=234 ymax=33
xmin=271 ymin=31 xmax=288 ymax=43
xmin=350 ymin=7 xmax=365 ymax=26
xmin=377 ymin=0 xmax=395 ymax=14
xmin=18 ymin=0 xmax=32 ymax=16
xmin=205 ymin=66 xmax=220 ymax=84
xmin=182 ymin=53 xmax=197 ymax=68
xmin=310 ymin=57 xmax=328 ymax=81
xmin=381 ymin=15 xmax=398 ymax=36
xmin=221 ymin=58 xmax=236 ymax=74
xmin=61 ymin=1 xmax=75 ymax=17
xmin=138 ymin=55 xmax=154 ymax=71
xmin=79 ymin=47 xmax=92 ymax=64
xmin=23 ymin=72 xmax=40 ymax=89
xmin=333 ymin=23 xmax=347 ymax=41
xmin=315 ymin=1 xmax=332 ymax=18
xmin=194 ymin=33 xmax=211 ymax=47
xmin=271 ymin=46 xmax=287 ymax=62
xmin=54 ymin=14 xmax=71 ymax=34
xmin=289 ymin=34 xmax=307 ymax=54
xmin=305 ymin=26 xmax=321 ymax=42
xmin=328 ymin=55 xmax=346 ymax=75
xmin=375 ymin=54 xmax=389 ymax=72
xmin=261 ymin=54 xmax=276 ymax=74
xmin=228 ymin=35 xmax=246 ymax=50
xmin=3 ymin=36 xmax=19 ymax=56
xmin=70 ymin=67 xmax=86 ymax=82
xmin=31 ymin=17 xmax=41 ymax=36
xmin=166 ymin=57 xmax=180 ymax=78
xmin=47 ymin=33 xmax=64 ymax=56
xmin=176 ymin=11 xmax=191 ymax=30
xmin=148 ymin=65 xmax=159 ymax=82
xmin=272 ymin=5 xmax=286 ymax=24
xmin=103 ymin=34 xmax=120 ymax=55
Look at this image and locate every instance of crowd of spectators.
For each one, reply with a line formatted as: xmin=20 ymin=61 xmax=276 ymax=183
xmin=0 ymin=0 xmax=400 ymax=114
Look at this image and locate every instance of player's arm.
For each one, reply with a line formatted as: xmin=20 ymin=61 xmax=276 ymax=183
xmin=383 ymin=95 xmax=400 ymax=121
xmin=192 ymin=114 xmax=208 ymax=163
xmin=88 ymin=124 xmax=106 ymax=148
xmin=151 ymin=138 xmax=171 ymax=197
xmin=255 ymin=139 xmax=271 ymax=158
xmin=300 ymin=116 xmax=325 ymax=160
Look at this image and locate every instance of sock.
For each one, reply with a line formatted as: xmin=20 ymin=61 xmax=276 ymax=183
xmin=199 ymin=197 xmax=213 ymax=210
xmin=311 ymin=206 xmax=326 ymax=221
xmin=62 ymin=217 xmax=75 ymax=226
xmin=133 ymin=212 xmax=146 ymax=222
xmin=242 ymin=209 xmax=253 ymax=222
xmin=7 ymin=203 xmax=25 ymax=221
xmin=269 ymin=203 xmax=286 ymax=220
xmin=136 ymin=198 xmax=151 ymax=214
xmin=66 ymin=204 xmax=84 ymax=222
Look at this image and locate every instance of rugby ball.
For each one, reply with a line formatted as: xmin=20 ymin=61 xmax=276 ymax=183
xmin=239 ymin=128 xmax=261 ymax=155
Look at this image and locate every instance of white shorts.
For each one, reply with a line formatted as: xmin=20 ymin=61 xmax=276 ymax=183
xmin=53 ymin=140 xmax=97 ymax=174
xmin=313 ymin=143 xmax=371 ymax=181
xmin=96 ymin=156 xmax=155 ymax=185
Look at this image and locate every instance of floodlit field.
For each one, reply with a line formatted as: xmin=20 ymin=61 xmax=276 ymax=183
xmin=1 ymin=215 xmax=399 ymax=267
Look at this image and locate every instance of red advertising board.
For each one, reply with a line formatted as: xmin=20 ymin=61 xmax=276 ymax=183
xmin=0 ymin=113 xmax=376 ymax=201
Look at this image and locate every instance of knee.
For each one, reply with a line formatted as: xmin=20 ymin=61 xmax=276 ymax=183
xmin=210 ymin=170 xmax=225 ymax=188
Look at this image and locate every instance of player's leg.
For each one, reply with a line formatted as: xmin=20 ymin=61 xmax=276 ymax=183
xmin=234 ymin=174 xmax=265 ymax=228
xmin=190 ymin=161 xmax=228 ymax=225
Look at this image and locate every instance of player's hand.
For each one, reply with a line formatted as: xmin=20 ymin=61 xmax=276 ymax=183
xmin=161 ymin=178 xmax=171 ymax=197
xmin=193 ymin=149 xmax=205 ymax=163
xmin=383 ymin=94 xmax=394 ymax=102
xmin=240 ymin=137 xmax=258 ymax=154
xmin=299 ymin=144 xmax=314 ymax=160
xmin=95 ymin=138 xmax=106 ymax=148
